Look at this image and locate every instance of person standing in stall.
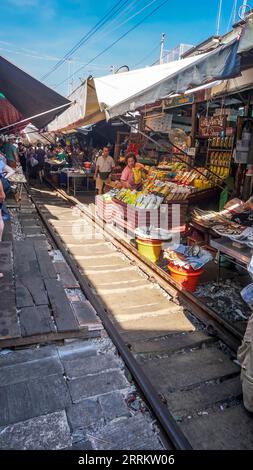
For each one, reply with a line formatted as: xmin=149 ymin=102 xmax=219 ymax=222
xmin=94 ymin=146 xmax=115 ymax=195
xmin=3 ymin=137 xmax=20 ymax=168
xmin=34 ymin=143 xmax=46 ymax=183
xmin=27 ymin=143 xmax=46 ymax=182
xmin=120 ymin=153 xmax=146 ymax=190
xmin=17 ymin=142 xmax=27 ymax=174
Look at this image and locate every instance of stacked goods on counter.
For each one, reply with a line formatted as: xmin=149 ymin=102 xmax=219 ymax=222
xmin=208 ymin=152 xmax=231 ymax=178
xmin=143 ymin=179 xmax=195 ymax=200
xmin=116 ymin=188 xmax=163 ymax=209
xmin=174 ymin=167 xmax=216 ymax=189
xmin=111 ymin=188 xmax=188 ymax=233
xmin=96 ymin=191 xmax=118 ymax=223
xmin=149 ymin=164 xmax=219 ymax=191
xmin=8 ymin=168 xmax=26 ymax=183
xmin=206 ymin=136 xmax=234 ymax=177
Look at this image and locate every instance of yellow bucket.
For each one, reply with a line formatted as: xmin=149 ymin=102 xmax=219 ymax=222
xmin=136 ymin=237 xmax=162 ymax=262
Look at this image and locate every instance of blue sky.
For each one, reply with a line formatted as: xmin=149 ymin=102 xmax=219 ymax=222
xmin=0 ymin=0 xmax=240 ymax=96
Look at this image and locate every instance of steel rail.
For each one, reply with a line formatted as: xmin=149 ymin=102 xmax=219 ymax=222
xmin=26 ymin=184 xmax=193 ymax=451
xmin=47 ymin=183 xmax=243 ymax=352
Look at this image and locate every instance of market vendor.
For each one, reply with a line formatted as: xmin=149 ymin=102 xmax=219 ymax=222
xmin=94 ymin=147 xmax=115 ymax=195
xmin=120 ymin=153 xmax=146 ymax=190
xmin=56 ymin=146 xmax=67 ymax=162
xmin=3 ymin=136 xmax=20 ymax=168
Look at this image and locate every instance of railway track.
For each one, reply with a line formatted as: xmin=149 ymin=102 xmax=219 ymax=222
xmin=25 ymin=182 xmax=253 ymax=450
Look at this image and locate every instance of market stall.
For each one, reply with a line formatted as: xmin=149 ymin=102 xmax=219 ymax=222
xmin=62 ymin=168 xmax=94 ymax=195
xmin=8 ymin=166 xmax=27 ymax=203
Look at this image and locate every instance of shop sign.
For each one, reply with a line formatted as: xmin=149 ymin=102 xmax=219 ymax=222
xmin=199 ymin=115 xmax=227 ymax=137
xmin=163 ymin=95 xmax=194 ymax=109
xmin=144 ymin=113 xmax=172 ymax=133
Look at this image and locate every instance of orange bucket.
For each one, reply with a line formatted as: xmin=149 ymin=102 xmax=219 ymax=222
xmin=168 ymin=262 xmax=203 ymax=292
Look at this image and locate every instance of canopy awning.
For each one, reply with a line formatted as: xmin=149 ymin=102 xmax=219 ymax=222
xmin=47 ymin=17 xmax=253 ymax=132
xmin=47 ymin=54 xmax=211 ymax=132
xmin=106 ymin=39 xmax=242 ymax=119
xmin=238 ymin=12 xmax=253 ymax=54
xmin=21 ymin=124 xmax=55 ymax=145
xmin=47 ymin=78 xmax=104 ymax=133
xmin=0 ymin=55 xmax=71 ymax=130
xmin=0 ymin=94 xmax=23 ymax=130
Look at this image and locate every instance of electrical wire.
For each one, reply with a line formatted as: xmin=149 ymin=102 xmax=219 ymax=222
xmin=41 ymin=0 xmax=129 ymax=81
xmin=227 ymin=0 xmax=237 ymax=31
xmin=96 ymin=0 xmax=159 ymax=42
xmin=54 ymin=0 xmax=170 ymax=90
xmin=45 ymin=0 xmax=159 ymax=85
xmin=95 ymin=0 xmax=139 ymax=38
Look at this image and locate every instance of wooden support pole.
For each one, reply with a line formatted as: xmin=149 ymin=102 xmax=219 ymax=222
xmin=191 ymin=102 xmax=198 ymax=143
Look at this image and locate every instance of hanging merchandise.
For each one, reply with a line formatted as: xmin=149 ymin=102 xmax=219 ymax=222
xmin=241 ymin=284 xmax=253 ymax=306
xmin=235 ymin=117 xmax=253 ymax=164
xmin=219 ymin=187 xmax=229 ymax=211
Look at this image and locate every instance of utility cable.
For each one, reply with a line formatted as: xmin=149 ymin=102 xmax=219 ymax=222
xmin=54 ymin=0 xmax=170 ymax=90
xmin=41 ymin=0 xmax=129 ymax=81
xmin=97 ymin=0 xmax=159 ymax=42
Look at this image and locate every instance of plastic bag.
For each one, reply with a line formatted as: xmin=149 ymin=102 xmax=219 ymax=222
xmin=219 ymin=187 xmax=229 ymax=211
xmin=241 ymin=284 xmax=253 ymax=306
xmin=30 ymin=156 xmax=38 ymax=168
xmin=132 ymin=167 xmax=143 ymax=185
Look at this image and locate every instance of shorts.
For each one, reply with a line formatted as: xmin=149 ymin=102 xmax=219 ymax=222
xmin=96 ymin=177 xmax=110 ymax=191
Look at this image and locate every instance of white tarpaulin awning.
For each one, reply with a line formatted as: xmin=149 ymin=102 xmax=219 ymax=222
xmin=47 ymin=54 xmax=209 ymax=132
xmin=47 ymin=26 xmax=252 ymax=132
xmin=106 ymin=39 xmax=243 ymax=119
xmin=47 ymin=78 xmax=104 ymax=132
xmin=21 ymin=124 xmax=55 ymax=145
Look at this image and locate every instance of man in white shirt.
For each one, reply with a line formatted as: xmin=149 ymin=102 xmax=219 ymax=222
xmin=94 ymin=147 xmax=115 ymax=195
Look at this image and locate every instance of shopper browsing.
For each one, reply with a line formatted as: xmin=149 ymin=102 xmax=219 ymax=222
xmin=94 ymin=147 xmax=115 ymax=195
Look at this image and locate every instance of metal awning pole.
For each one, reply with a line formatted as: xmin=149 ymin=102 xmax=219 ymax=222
xmin=118 ymin=113 xmax=227 ymax=193
xmin=0 ymin=101 xmax=72 ymax=132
